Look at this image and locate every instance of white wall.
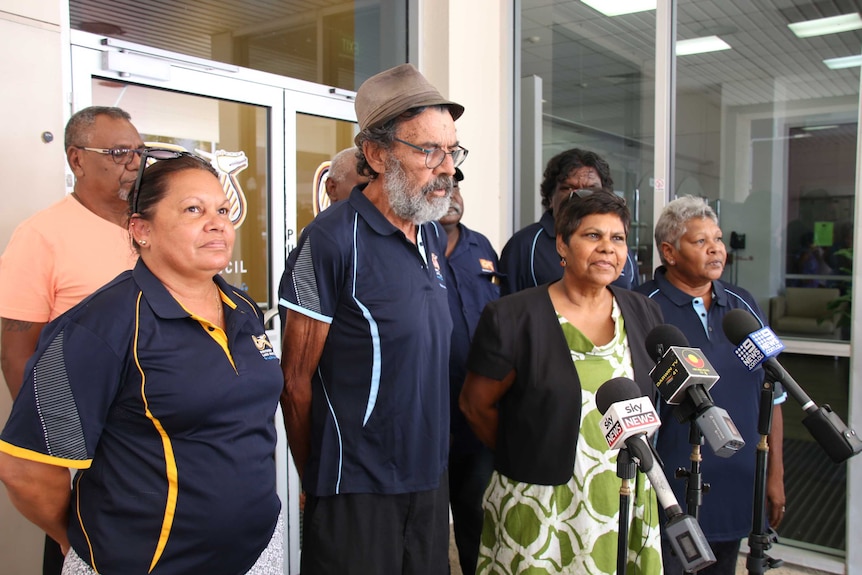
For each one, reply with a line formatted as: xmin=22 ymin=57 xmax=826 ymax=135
xmin=419 ymin=0 xmax=513 ymax=253
xmin=0 ymin=4 xmax=67 ymax=572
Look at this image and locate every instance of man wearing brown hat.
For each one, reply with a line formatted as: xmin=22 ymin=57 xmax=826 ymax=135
xmin=280 ymin=63 xmax=466 ymax=574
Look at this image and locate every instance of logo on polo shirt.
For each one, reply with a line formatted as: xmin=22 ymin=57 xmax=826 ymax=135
xmin=479 ymin=258 xmax=495 ymax=273
xmin=431 ymin=252 xmax=446 ymax=286
xmin=251 ymin=334 xmax=278 ymax=361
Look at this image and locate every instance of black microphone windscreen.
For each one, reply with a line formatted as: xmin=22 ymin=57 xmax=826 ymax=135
xmin=722 ymin=308 xmax=762 ymax=345
xmin=644 ymin=324 xmax=690 ymax=362
xmin=595 ymin=377 xmax=641 ymax=415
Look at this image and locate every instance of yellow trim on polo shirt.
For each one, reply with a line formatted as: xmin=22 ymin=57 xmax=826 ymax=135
xmin=74 ymin=473 xmax=100 ymax=574
xmin=182 ymin=289 xmax=237 ymax=373
xmin=0 ymin=440 xmax=92 ymax=469
xmin=133 ymin=292 xmax=177 ymax=573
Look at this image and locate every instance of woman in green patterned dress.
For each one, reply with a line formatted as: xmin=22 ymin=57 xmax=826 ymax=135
xmin=460 ymin=191 xmax=664 ymax=574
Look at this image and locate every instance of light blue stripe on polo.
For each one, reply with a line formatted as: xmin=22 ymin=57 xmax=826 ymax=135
xmin=281 ymin=300 xmax=332 ymax=324
xmin=724 ymin=289 xmax=786 ymax=404
xmin=529 ymin=229 xmax=543 ymax=287
xmin=350 ymin=214 xmax=381 ymax=426
xmin=725 ymin=289 xmax=763 ymax=326
xmin=318 ymin=368 xmax=344 ymax=493
xmin=692 ymin=297 xmax=709 ymax=337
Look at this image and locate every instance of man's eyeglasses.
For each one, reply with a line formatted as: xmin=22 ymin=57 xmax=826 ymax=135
xmin=131 ymin=148 xmax=198 ymax=215
xmin=76 ymin=146 xmax=147 ymax=166
xmin=393 ymin=138 xmax=468 ymax=169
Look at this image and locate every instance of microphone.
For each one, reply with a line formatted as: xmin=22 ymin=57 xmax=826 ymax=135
xmin=645 ymin=325 xmax=746 ymax=458
xmin=722 ymin=309 xmax=862 ymax=463
xmin=596 ymin=377 xmax=716 ymax=573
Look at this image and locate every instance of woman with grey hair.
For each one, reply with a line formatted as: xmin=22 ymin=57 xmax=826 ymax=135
xmin=652 ymin=195 xmax=720 ymax=265
xmin=635 ymin=195 xmax=785 ymax=575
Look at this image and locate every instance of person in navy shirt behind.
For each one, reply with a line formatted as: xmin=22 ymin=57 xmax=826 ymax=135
xmin=439 ymin=167 xmax=500 ymax=575
xmin=279 ymin=63 xmax=464 ymax=575
xmin=499 ymin=148 xmax=639 ymax=295
xmin=635 ymin=195 xmax=786 ymax=575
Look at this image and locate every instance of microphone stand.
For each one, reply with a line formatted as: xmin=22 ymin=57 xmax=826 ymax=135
xmin=680 ymin=424 xmax=706 ymax=521
xmin=676 ymin=423 xmax=707 ymax=574
xmin=746 ymin=380 xmax=783 ymax=574
xmin=617 ymin=449 xmax=636 ymax=575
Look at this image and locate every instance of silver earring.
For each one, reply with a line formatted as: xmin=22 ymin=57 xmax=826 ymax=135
xmin=139 ymin=240 xmax=147 ymax=246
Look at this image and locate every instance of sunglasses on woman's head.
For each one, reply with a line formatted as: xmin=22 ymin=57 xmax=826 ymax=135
xmin=566 ymin=188 xmax=626 ymax=206
xmin=131 ymin=149 xmax=200 ymax=215
xmin=568 ymin=189 xmax=595 ymax=201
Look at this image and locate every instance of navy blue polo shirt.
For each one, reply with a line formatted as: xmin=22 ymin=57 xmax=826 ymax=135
xmin=442 ymin=224 xmax=501 ymax=454
xmin=499 ymin=209 xmax=639 ymax=295
xmin=1 ymin=259 xmax=282 ymax=575
xmin=636 ymin=267 xmax=785 ymax=541
xmin=280 ymin=188 xmax=452 ymax=496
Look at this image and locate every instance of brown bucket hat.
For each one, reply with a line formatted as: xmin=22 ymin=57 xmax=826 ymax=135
xmin=354 ymin=64 xmax=464 ymax=140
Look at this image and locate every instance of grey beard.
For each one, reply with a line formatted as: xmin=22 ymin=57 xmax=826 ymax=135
xmin=384 ymin=156 xmax=452 ymax=224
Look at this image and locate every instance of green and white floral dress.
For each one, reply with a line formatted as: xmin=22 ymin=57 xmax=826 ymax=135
xmin=476 ymin=299 xmax=663 ymax=575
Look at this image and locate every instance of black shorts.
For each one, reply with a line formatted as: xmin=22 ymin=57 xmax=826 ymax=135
xmin=300 ymin=471 xmax=449 ymax=575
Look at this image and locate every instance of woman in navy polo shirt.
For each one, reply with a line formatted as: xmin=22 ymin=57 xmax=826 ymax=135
xmin=460 ymin=191 xmax=664 ymax=574
xmin=0 ymin=153 xmax=283 ymax=575
xmin=636 ymin=195 xmax=785 ymax=575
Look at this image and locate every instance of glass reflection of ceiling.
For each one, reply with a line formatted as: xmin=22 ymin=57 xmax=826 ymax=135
xmin=522 ymin=0 xmax=862 ymax=111
xmin=69 ymin=0 xmax=400 ymax=90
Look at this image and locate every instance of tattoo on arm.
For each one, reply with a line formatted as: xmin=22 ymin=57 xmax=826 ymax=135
xmin=2 ymin=319 xmax=35 ymax=332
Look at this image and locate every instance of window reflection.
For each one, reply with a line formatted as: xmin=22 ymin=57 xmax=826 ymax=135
xmin=674 ymin=0 xmax=857 ymax=555
xmin=71 ymin=0 xmax=407 ymax=90
xmin=521 ymin=0 xmax=657 ymax=282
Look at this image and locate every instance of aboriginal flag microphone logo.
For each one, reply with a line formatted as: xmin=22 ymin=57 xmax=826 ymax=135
xmin=684 ymin=351 xmax=705 ymax=369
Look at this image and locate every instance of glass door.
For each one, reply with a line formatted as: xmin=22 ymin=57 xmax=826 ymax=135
xmin=71 ymin=30 xmax=356 ymax=574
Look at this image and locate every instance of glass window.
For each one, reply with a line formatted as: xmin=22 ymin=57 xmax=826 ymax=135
xmin=295 ymin=113 xmax=359 ymax=233
xmin=675 ymin=0 xmax=859 ymax=554
xmin=521 ymin=0 xmax=657 ymax=281
xmin=70 ymin=0 xmax=408 ymax=90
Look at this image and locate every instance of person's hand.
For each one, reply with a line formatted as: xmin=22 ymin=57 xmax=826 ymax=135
xmin=766 ymin=474 xmax=786 ymax=528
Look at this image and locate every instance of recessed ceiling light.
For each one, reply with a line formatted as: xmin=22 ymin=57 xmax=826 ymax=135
xmin=801 ymin=125 xmax=839 ymax=131
xmin=788 ymin=13 xmax=862 ymax=38
xmin=823 ymin=54 xmax=862 ymax=69
xmin=676 ymin=36 xmax=731 ymax=56
xmin=580 ymin=0 xmax=656 ymax=17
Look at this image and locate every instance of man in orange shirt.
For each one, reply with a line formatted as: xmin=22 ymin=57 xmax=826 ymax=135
xmin=0 ymin=105 xmax=143 ymax=574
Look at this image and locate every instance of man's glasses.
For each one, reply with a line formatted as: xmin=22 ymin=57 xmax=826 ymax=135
xmin=131 ymin=148 xmax=199 ymax=215
xmin=393 ymin=138 xmax=468 ymax=169
xmin=76 ymin=146 xmax=147 ymax=166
